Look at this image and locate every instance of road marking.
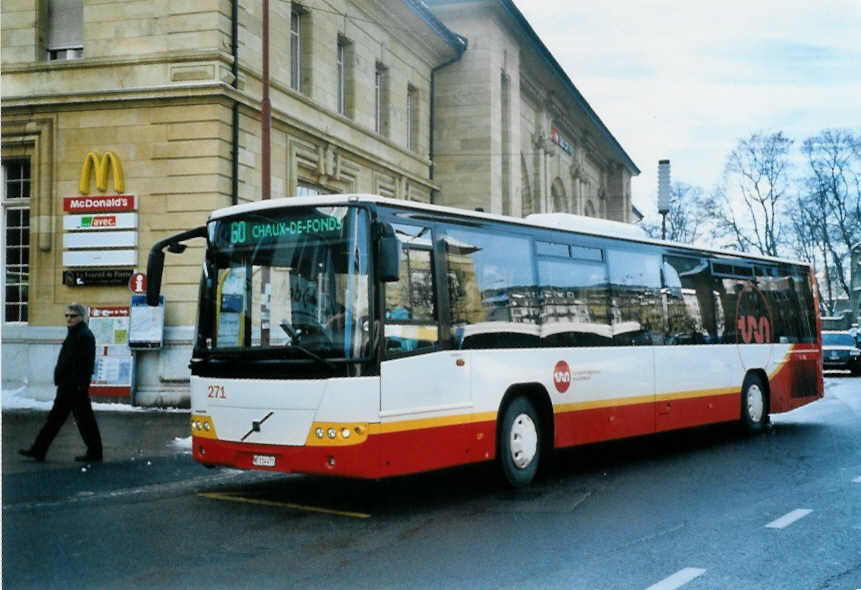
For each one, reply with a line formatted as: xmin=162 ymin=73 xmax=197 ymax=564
xmin=198 ymin=492 xmax=371 ymax=519
xmin=765 ymin=508 xmax=812 ymax=529
xmin=644 ymin=568 xmax=707 ymax=590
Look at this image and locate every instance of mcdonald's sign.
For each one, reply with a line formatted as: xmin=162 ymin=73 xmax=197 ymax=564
xmin=79 ymin=151 xmax=124 ymax=194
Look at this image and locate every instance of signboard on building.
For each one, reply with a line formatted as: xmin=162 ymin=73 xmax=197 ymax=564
xmin=88 ymin=305 xmax=133 ymax=399
xmin=63 ymin=213 xmax=139 ymax=231
xmin=63 ymin=195 xmax=137 ymax=213
xmin=63 ymin=269 xmax=133 ymax=287
xmin=128 ymin=272 xmax=147 ymax=294
xmin=63 ymin=151 xmax=140 ymax=276
xmin=550 ymin=126 xmax=573 ymax=155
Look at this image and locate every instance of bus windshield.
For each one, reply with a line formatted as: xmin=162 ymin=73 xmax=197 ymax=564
xmin=200 ymin=206 xmax=371 ymax=360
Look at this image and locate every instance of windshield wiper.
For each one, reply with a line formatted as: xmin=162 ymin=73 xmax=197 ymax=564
xmin=279 ymin=320 xmax=336 ymax=369
xmin=279 ymin=320 xmax=298 ymax=340
xmin=285 ymin=343 xmax=336 ymax=370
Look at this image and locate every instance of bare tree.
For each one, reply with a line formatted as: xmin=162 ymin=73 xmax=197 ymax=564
xmin=706 ymin=131 xmax=793 ymax=256
xmin=786 ymin=195 xmax=832 ymax=311
xmin=641 ymin=182 xmax=707 ymax=244
xmin=801 ymin=129 xmax=861 ymax=307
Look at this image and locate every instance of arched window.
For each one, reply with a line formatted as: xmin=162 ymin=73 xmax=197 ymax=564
xmin=551 ymin=178 xmax=568 ymax=212
xmin=584 ymin=200 xmax=596 ymax=218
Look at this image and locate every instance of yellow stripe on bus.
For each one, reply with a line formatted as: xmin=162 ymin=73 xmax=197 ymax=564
xmin=353 ymin=379 xmax=780 ymax=437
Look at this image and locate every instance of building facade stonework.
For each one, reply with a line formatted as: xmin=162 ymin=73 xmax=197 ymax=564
xmin=1 ymin=0 xmax=637 ymax=404
xmin=427 ymin=0 xmax=638 ymax=221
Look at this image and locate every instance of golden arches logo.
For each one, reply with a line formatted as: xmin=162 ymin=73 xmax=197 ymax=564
xmin=79 ymin=151 xmax=124 ymax=194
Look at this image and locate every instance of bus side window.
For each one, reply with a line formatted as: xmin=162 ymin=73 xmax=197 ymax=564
xmin=384 ymin=225 xmax=438 ymax=355
xmin=444 ymin=228 xmax=538 ymax=349
xmin=537 ymin=257 xmax=611 ymax=347
xmin=790 ymin=266 xmax=817 ymax=343
xmin=663 ymin=255 xmax=716 ymax=344
xmin=607 ymin=249 xmax=663 ymax=345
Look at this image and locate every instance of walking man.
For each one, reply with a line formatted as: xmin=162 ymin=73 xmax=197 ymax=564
xmin=19 ymin=303 xmax=103 ymax=462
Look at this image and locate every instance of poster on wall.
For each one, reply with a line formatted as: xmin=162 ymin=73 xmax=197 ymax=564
xmin=129 ymin=295 xmax=165 ymax=349
xmin=88 ymin=306 xmax=133 ymax=399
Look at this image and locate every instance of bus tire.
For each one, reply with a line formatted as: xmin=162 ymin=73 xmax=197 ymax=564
xmin=498 ymin=396 xmax=541 ymax=488
xmin=741 ymin=373 xmax=768 ymax=434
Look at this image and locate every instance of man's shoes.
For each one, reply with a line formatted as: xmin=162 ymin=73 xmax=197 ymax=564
xmin=18 ymin=448 xmax=45 ymax=462
xmin=75 ymin=454 xmax=102 ymax=462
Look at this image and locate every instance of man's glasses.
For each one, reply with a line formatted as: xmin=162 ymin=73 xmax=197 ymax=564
xmin=64 ymin=313 xmax=80 ymax=318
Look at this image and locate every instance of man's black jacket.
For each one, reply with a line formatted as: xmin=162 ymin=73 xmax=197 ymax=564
xmin=54 ymin=322 xmax=96 ymax=387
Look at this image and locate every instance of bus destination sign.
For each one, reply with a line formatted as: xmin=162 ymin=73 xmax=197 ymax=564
xmin=227 ymin=215 xmax=343 ymax=246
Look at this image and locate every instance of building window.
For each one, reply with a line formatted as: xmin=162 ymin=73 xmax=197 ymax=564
xmin=336 ymin=36 xmax=354 ymax=117
xmin=375 ymin=63 xmax=389 ymax=136
xmin=337 ymin=38 xmax=347 ymax=115
xmin=296 ymin=182 xmax=331 ymax=197
xmin=501 ymin=73 xmax=511 ymax=215
xmin=290 ymin=8 xmax=303 ymax=92
xmin=46 ymin=0 xmax=83 ymax=61
xmin=406 ymin=85 xmax=418 ymax=152
xmin=2 ymin=160 xmax=31 ymax=323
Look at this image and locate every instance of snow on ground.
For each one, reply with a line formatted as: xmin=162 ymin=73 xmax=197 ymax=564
xmin=1 ymin=384 xmax=188 ymax=413
xmin=171 ymin=436 xmax=193 ymax=450
xmin=3 ymin=384 xmax=194 ymax=453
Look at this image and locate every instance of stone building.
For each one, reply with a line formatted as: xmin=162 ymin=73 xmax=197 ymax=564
xmin=1 ymin=0 xmax=637 ymax=404
xmin=427 ymin=0 xmax=639 ymax=221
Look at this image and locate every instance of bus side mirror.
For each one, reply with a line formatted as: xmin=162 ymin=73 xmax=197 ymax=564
xmin=377 ymin=223 xmax=402 ymax=283
xmin=146 ymin=225 xmax=208 ymax=306
xmin=146 ymin=248 xmax=165 ymax=306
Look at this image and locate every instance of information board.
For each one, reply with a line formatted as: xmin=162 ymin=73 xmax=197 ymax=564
xmin=88 ymin=306 xmax=133 ymax=399
xmin=129 ymin=295 xmax=165 ymax=349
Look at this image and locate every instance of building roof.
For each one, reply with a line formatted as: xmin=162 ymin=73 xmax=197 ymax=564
xmin=426 ymin=0 xmax=640 ymax=176
xmin=403 ymin=0 xmax=468 ymax=57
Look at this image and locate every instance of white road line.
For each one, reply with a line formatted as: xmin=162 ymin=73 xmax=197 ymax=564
xmin=644 ymin=568 xmax=707 ymax=590
xmin=765 ymin=508 xmax=813 ymax=529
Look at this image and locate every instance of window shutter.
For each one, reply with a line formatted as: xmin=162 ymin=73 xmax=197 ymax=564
xmin=46 ymin=0 xmax=83 ymax=50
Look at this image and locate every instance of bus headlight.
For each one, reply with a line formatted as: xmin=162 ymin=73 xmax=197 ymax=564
xmin=306 ymin=422 xmax=370 ymax=446
xmin=191 ymin=415 xmax=217 ymax=439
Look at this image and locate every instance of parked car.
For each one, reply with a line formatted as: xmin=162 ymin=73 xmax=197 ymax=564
xmin=822 ymin=330 xmax=861 ymax=375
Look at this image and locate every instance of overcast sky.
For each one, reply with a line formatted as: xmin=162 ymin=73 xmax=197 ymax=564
xmin=512 ymin=0 xmax=861 ymax=221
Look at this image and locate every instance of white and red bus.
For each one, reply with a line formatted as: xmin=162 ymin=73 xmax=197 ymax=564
xmin=147 ymin=195 xmax=823 ymax=486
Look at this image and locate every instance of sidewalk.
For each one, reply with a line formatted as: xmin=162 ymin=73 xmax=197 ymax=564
xmin=2 ymin=405 xmax=190 ymax=476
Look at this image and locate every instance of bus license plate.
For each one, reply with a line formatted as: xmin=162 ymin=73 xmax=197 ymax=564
xmin=252 ymin=454 xmax=276 ymax=467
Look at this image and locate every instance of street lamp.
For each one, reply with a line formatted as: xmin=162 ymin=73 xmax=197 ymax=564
xmin=851 ymin=242 xmax=861 ymax=325
xmin=657 ymin=160 xmax=671 ymax=240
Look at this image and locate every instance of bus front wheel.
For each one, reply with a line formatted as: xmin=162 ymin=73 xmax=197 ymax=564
xmin=741 ymin=373 xmax=768 ymax=434
xmin=498 ymin=396 xmax=541 ymax=488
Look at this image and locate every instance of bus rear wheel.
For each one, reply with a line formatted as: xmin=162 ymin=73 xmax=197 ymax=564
xmin=498 ymin=397 xmax=541 ymax=488
xmin=741 ymin=373 xmax=768 ymax=434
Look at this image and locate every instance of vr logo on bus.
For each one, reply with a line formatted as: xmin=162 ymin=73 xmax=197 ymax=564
xmin=735 ymin=283 xmax=773 ymax=345
xmin=553 ymin=360 xmax=571 ymax=393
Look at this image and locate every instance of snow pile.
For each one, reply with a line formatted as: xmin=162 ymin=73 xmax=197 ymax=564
xmin=2 ymin=386 xmax=187 ymax=413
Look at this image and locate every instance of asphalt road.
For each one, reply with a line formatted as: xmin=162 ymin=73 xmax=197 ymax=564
xmin=3 ymin=376 xmax=860 ymax=590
